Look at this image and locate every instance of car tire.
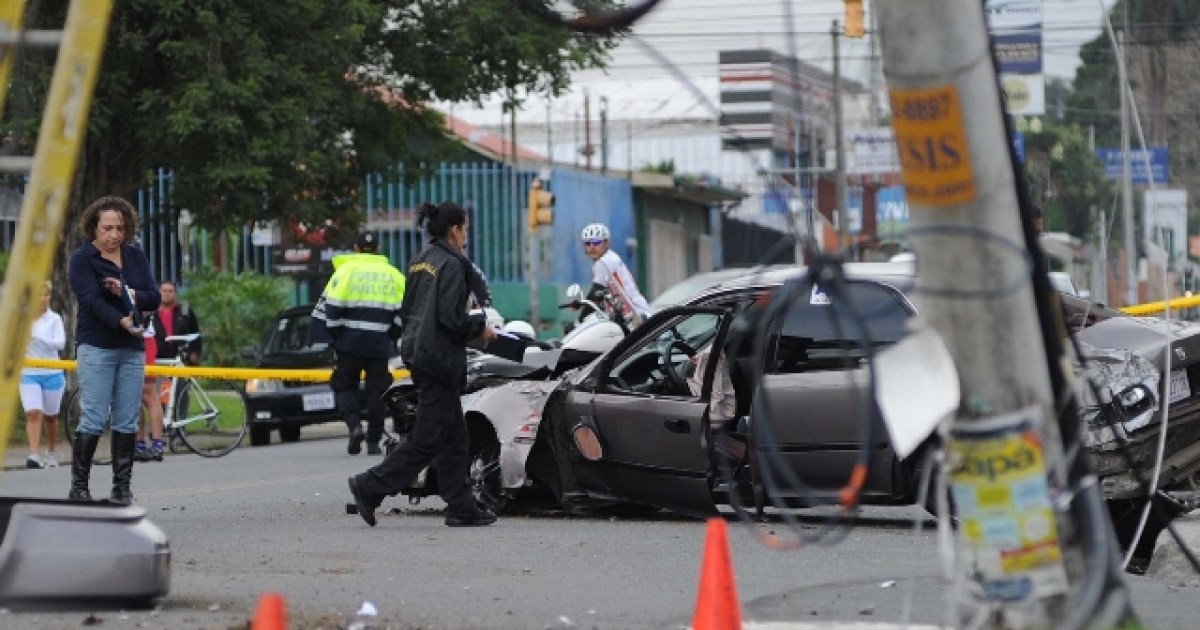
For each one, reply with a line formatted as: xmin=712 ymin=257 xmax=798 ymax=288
xmin=467 ymin=420 xmax=507 ymax=514
xmin=279 ymin=426 xmax=302 ymax=443
xmin=249 ymin=425 xmax=273 ymax=447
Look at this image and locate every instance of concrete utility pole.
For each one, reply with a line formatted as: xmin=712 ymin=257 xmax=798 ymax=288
xmin=1119 ymin=30 xmax=1137 ymax=307
xmin=874 ymin=1 xmax=1134 ymax=628
xmin=832 ymin=21 xmax=848 ymax=254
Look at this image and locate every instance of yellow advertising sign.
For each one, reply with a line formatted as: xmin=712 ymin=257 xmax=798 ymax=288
xmin=888 ymin=85 xmax=976 ymax=206
xmin=949 ymin=407 xmax=1068 ymax=601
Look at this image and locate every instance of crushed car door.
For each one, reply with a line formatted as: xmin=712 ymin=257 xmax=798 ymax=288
xmin=568 ymin=307 xmax=730 ymax=517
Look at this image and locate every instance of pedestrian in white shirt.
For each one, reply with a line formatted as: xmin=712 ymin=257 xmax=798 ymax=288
xmin=20 ymin=281 xmax=66 ymax=469
xmin=580 ymin=223 xmax=652 ymax=322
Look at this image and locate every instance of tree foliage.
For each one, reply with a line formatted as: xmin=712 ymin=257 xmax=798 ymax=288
xmin=9 ymin=0 xmax=615 ymax=234
xmin=181 ymin=268 xmax=291 ymax=367
xmin=8 ymin=0 xmax=615 ymax=349
xmin=1020 ymin=120 xmax=1114 ymax=240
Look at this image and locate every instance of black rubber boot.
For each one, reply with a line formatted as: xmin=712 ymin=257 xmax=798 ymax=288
xmin=110 ymin=432 xmax=137 ymax=506
xmin=68 ymin=432 xmax=101 ymax=501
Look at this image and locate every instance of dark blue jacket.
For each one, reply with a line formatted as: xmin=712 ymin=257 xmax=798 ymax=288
xmin=68 ymin=241 xmax=161 ymax=351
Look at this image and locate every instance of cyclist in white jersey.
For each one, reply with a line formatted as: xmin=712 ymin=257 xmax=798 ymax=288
xmin=580 ymin=223 xmax=652 ymax=320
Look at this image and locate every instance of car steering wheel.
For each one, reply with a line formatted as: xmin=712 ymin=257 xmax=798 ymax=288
xmin=660 ymin=339 xmax=696 ymax=394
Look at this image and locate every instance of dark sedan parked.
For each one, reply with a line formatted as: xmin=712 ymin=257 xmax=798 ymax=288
xmin=242 ymin=304 xmax=396 ymax=446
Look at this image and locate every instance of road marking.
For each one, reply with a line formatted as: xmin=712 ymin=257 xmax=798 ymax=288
xmin=138 ymin=471 xmax=343 ymax=499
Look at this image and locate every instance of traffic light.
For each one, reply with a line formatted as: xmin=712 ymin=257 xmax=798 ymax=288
xmin=844 ymin=0 xmax=864 ymax=38
xmin=527 ymin=179 xmax=554 ymax=232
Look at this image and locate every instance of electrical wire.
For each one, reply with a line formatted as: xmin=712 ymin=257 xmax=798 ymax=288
xmin=1095 ymin=0 xmax=1185 ymax=572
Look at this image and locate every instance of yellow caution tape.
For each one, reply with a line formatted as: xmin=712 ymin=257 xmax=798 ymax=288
xmin=1120 ymin=294 xmax=1200 ymax=316
xmin=23 ymin=358 xmax=409 ymax=382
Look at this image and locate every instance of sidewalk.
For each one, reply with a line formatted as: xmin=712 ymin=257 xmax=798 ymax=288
xmin=2 ymin=441 xmax=69 ymax=472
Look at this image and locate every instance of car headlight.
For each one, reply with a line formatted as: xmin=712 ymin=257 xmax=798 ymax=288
xmin=246 ymin=379 xmax=283 ymax=394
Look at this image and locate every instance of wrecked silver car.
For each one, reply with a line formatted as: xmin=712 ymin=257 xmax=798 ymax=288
xmin=1075 ymin=316 xmax=1200 ymax=500
xmin=385 ymin=265 xmax=1200 ymax=519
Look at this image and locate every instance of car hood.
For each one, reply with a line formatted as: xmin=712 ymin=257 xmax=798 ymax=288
xmin=256 ymin=348 xmax=335 ymax=369
xmin=1077 ymin=316 xmax=1200 ymax=370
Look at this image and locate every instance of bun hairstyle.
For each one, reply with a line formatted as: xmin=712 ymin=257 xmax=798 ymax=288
xmin=416 ymin=201 xmax=468 ymax=239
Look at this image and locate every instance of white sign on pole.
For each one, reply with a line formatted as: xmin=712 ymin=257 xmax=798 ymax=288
xmin=846 ymin=127 xmax=900 ymax=175
xmin=1000 ymin=73 xmax=1045 ymax=116
xmin=1143 ymin=189 xmax=1188 ymax=262
xmin=985 ymin=1 xmax=1043 ymax=32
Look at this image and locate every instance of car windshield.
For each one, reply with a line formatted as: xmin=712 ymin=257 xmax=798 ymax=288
xmin=650 ymin=270 xmax=749 ymax=309
xmin=263 ymin=313 xmax=319 ymax=354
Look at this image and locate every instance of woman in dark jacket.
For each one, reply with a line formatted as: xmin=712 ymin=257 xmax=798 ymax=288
xmin=348 ymin=201 xmax=498 ymax=528
xmin=67 ymin=196 xmax=160 ymax=505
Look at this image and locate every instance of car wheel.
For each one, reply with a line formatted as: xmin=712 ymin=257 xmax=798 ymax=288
xmin=249 ymin=425 xmax=272 ymax=447
xmin=279 ymin=426 xmax=302 ymax=443
xmin=469 ymin=437 xmax=507 ymax=514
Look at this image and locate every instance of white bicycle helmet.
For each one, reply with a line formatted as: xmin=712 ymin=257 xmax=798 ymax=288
xmin=581 ymin=223 xmax=610 ymax=242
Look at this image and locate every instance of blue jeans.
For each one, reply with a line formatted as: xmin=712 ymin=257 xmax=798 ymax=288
xmin=76 ymin=344 xmax=145 ymax=435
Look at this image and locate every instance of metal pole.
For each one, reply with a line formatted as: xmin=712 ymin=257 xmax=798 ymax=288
xmin=1119 ymin=30 xmax=1137 ymax=307
xmin=513 ymin=103 xmax=538 ymax=332
xmin=1097 ymin=203 xmax=1109 ymax=304
xmin=832 ymin=21 xmax=848 ymax=254
xmin=546 ymin=97 xmax=553 ymax=164
xmin=584 ymin=91 xmax=592 ymax=171
xmin=600 ymin=96 xmax=609 ymax=176
xmin=874 ymin=1 xmax=1124 ymax=627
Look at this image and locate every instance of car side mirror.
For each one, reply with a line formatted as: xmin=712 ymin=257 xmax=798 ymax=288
xmin=241 ymin=345 xmax=259 ymax=360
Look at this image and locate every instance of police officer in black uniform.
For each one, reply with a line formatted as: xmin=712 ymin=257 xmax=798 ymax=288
xmin=347 ymin=201 xmax=499 ymax=528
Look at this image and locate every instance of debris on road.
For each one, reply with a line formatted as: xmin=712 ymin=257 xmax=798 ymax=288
xmin=357 ymin=601 xmax=378 ymax=616
xmin=880 ymin=580 xmax=896 ymax=588
xmin=859 ymin=605 xmax=876 ymax=615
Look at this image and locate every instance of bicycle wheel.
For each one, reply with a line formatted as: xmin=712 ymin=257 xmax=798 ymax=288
xmin=62 ymin=388 xmax=113 ymax=466
xmin=175 ymin=378 xmax=248 ymax=457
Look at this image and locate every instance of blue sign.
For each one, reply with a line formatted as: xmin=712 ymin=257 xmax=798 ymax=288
xmin=876 ymin=186 xmax=909 ymax=243
xmin=992 ymin=32 xmax=1042 ymax=74
xmin=1013 ymin=132 xmax=1025 ymax=163
xmin=1096 ymin=148 xmax=1169 ymax=184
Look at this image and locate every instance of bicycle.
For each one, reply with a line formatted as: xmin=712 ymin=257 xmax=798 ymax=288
xmin=64 ymin=333 xmax=249 ymax=460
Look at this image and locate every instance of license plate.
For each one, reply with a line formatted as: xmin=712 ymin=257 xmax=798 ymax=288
xmin=303 ymin=391 xmax=336 ymax=411
xmin=1169 ymin=369 xmax=1191 ymax=404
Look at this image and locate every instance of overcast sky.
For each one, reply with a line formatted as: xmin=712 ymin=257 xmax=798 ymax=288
xmin=441 ymin=0 xmax=1118 ymax=127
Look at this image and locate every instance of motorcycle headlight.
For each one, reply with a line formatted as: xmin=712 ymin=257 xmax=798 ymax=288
xmin=246 ymin=379 xmax=283 ymax=394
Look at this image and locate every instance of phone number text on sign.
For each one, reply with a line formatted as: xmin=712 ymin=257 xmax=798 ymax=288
xmin=888 ymin=85 xmax=976 ymax=206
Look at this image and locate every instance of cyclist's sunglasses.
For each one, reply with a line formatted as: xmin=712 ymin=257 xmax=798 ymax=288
xmin=583 ymin=239 xmax=605 ymax=247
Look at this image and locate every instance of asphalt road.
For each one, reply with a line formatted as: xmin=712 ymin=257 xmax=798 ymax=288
xmin=0 ymin=433 xmax=1194 ymax=630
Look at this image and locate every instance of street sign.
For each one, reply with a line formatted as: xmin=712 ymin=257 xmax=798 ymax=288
xmin=1096 ymin=148 xmax=1169 ymax=184
xmin=1013 ymin=132 xmax=1024 ymax=163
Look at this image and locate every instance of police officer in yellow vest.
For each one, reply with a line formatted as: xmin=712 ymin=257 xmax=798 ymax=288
xmin=313 ymin=231 xmax=406 ymax=455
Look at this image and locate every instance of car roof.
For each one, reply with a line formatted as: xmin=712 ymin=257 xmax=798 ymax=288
xmin=698 ymin=261 xmax=917 ymax=297
xmin=279 ymin=303 xmax=317 ymax=317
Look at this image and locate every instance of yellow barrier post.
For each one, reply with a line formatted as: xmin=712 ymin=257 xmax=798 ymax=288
xmin=0 ymin=1 xmax=115 ymax=460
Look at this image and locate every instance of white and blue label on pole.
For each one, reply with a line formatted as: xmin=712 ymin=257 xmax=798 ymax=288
xmin=1012 ymin=132 xmax=1025 ymax=163
xmin=1096 ymin=147 xmax=1169 ymax=184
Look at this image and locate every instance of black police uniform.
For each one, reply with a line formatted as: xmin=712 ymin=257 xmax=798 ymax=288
xmin=349 ymin=239 xmax=492 ymax=526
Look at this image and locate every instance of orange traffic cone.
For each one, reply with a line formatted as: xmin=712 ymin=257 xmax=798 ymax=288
xmin=251 ymin=592 xmax=288 ymax=630
xmin=691 ymin=518 xmax=743 ymax=630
